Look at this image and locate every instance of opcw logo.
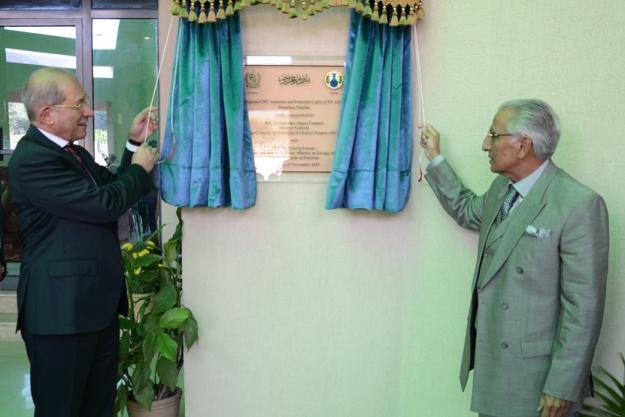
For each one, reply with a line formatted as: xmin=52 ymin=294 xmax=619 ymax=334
xmin=324 ymin=71 xmax=344 ymax=90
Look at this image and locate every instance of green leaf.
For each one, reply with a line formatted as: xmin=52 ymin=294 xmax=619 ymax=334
xmin=598 ymin=367 xmax=625 ymax=398
xmin=145 ymin=224 xmax=166 ymax=243
xmin=156 ymin=356 xmax=179 ymax=391
xmin=164 ymin=240 xmax=178 ymax=264
xmin=594 ymin=391 xmax=623 ymax=414
xmin=134 ymin=254 xmax=162 ymax=268
xmin=118 ymin=332 xmax=130 ymax=364
xmin=115 ymin=384 xmax=128 ymax=415
xmin=594 ymin=373 xmax=625 ymax=409
xmin=119 ymin=315 xmax=133 ymax=330
xmin=156 ymin=332 xmax=178 ymax=361
xmin=134 ymin=382 xmax=154 ymax=410
xmin=153 ymin=286 xmax=177 ymax=314
xmin=183 ymin=314 xmax=199 ymax=348
xmin=132 ymin=361 xmax=151 ymax=392
xmin=159 ymin=307 xmax=189 ymax=329
xmin=142 ymin=330 xmax=158 ymax=361
xmin=135 ymin=270 xmax=161 ymax=286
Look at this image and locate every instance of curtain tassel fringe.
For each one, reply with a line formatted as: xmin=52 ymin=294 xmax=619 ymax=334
xmin=371 ymin=1 xmax=379 ymax=21
xmin=389 ymin=7 xmax=398 ymax=26
xmin=171 ymin=0 xmax=182 ymax=15
xmin=179 ymin=0 xmax=189 ymax=17
xmin=379 ymin=4 xmax=388 ymax=24
xmin=207 ymin=1 xmax=217 ymax=21
xmin=225 ymin=0 xmax=234 ymax=15
xmin=216 ymin=0 xmax=226 ymax=19
xmin=188 ymin=1 xmax=198 ymax=21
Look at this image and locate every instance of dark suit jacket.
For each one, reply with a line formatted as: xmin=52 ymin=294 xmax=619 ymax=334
xmin=9 ymin=125 xmax=154 ymax=335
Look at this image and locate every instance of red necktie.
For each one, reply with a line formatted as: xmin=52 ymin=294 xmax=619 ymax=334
xmin=65 ymin=144 xmax=83 ymax=163
xmin=65 ymin=144 xmax=96 ymax=184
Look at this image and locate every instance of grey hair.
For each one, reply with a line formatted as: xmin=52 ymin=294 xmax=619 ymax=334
xmin=22 ymin=67 xmax=76 ymax=121
xmin=498 ymin=98 xmax=561 ymax=160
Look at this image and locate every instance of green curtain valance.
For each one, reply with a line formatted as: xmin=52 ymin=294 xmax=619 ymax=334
xmin=170 ymin=0 xmax=424 ymax=26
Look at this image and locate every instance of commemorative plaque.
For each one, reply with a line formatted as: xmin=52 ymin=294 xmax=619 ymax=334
xmin=244 ymin=64 xmax=344 ymax=179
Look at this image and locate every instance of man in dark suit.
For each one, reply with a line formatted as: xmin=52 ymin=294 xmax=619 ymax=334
xmin=419 ymin=99 xmax=609 ymax=417
xmin=9 ymin=67 xmax=159 ymax=417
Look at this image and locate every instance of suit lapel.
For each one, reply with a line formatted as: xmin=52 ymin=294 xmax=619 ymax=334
xmin=25 ymin=126 xmax=99 ymax=186
xmin=478 ymin=161 xmax=560 ymax=289
xmin=471 ymin=178 xmax=509 ymax=289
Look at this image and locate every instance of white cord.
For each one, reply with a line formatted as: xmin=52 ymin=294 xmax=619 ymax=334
xmin=143 ymin=14 xmax=176 ymax=143
xmin=412 ymin=23 xmax=428 ymax=178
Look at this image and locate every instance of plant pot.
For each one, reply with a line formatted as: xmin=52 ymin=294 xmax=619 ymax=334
xmin=126 ymin=389 xmax=181 ymax=417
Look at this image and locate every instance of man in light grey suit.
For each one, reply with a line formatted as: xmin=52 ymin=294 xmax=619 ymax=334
xmin=419 ymin=99 xmax=609 ymax=417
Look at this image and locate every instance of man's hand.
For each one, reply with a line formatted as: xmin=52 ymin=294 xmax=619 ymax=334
xmin=538 ymin=393 xmax=569 ymax=417
xmin=129 ymin=106 xmax=158 ymax=142
xmin=131 ymin=143 xmax=159 ymax=173
xmin=418 ymin=124 xmax=441 ymax=160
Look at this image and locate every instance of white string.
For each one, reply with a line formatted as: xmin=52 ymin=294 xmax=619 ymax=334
xmin=412 ymin=23 xmax=428 ymax=179
xmin=143 ymin=15 xmax=176 ymax=143
xmin=166 ymin=19 xmax=183 ymax=157
xmin=413 ymin=24 xmax=426 ymax=125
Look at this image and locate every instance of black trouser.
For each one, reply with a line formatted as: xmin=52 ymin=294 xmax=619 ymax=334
xmin=21 ymin=317 xmax=119 ymax=417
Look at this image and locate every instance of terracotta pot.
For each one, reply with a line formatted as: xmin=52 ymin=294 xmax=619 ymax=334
xmin=127 ymin=389 xmax=181 ymax=417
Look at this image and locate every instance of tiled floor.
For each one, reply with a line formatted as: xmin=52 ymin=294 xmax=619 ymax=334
xmin=0 ymin=340 xmax=185 ymax=417
xmin=0 ymin=340 xmax=33 ymax=417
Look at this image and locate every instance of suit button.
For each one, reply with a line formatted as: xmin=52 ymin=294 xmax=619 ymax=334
xmin=501 ymin=302 xmax=509 ymax=310
xmin=516 ymin=267 xmax=524 ymax=274
xmin=500 ymin=342 xmax=509 ymax=349
xmin=484 ymin=251 xmax=490 ymax=257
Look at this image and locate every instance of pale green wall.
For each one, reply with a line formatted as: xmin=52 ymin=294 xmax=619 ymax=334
xmin=159 ymin=2 xmax=625 ymax=416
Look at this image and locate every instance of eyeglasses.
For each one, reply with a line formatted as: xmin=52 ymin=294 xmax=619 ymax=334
xmin=54 ymin=96 xmax=91 ymax=112
xmin=486 ymin=128 xmax=516 ymax=141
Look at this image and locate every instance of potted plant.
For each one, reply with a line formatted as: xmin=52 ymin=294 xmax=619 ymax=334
xmin=581 ymin=353 xmax=625 ymax=417
xmin=116 ymin=208 xmax=199 ymax=417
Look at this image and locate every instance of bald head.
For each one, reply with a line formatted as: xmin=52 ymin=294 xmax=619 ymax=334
xmin=22 ymin=68 xmax=80 ymax=122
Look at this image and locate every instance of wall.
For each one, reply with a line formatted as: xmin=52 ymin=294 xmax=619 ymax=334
xmin=159 ymin=1 xmax=625 ymax=416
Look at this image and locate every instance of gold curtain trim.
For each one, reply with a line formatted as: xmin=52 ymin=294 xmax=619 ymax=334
xmin=171 ymin=0 xmax=424 ymax=26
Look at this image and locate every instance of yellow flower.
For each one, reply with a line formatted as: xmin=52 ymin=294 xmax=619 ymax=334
xmin=134 ymin=267 xmax=143 ymax=275
xmin=132 ymin=249 xmax=150 ymax=259
xmin=122 ymin=242 xmax=134 ymax=251
xmin=147 ymin=241 xmax=156 ymax=248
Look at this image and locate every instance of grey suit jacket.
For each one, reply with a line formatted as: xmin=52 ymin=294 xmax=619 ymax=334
xmin=426 ymin=159 xmax=609 ymax=416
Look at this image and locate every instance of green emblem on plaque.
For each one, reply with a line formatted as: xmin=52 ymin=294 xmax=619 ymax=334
xmin=324 ymin=71 xmax=344 ymax=90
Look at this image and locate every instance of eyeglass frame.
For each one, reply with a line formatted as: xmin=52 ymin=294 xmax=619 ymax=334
xmin=53 ymin=95 xmax=91 ymax=112
xmin=486 ymin=128 xmax=517 ymax=141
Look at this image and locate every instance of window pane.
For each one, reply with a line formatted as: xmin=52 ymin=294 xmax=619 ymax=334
xmin=0 ymin=25 xmax=77 ymax=152
xmin=92 ymin=0 xmax=158 ymax=9
xmin=92 ymin=19 xmax=158 ymax=240
xmin=0 ymin=0 xmax=81 ymax=10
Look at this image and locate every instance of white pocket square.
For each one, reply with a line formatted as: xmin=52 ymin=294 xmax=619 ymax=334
xmin=525 ymin=225 xmax=551 ymax=238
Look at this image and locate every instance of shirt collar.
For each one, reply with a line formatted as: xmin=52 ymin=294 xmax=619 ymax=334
xmin=36 ymin=127 xmax=70 ymax=148
xmin=510 ymin=159 xmax=550 ymax=198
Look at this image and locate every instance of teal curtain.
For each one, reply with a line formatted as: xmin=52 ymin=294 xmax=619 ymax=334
xmin=160 ymin=16 xmax=256 ymax=209
xmin=326 ymin=11 xmax=413 ymax=212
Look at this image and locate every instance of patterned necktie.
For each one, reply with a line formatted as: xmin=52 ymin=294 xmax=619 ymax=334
xmin=65 ymin=144 xmax=83 ymax=163
xmin=65 ymin=144 xmax=96 ymax=184
xmin=498 ymin=185 xmax=520 ymax=223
